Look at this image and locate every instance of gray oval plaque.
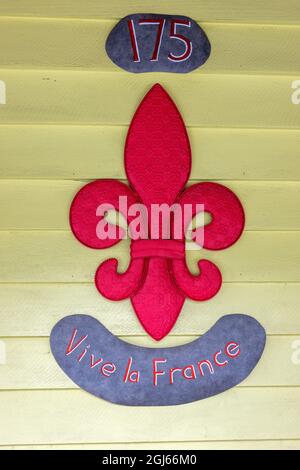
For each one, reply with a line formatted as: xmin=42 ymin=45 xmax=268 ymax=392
xmin=50 ymin=314 xmax=266 ymax=406
xmin=105 ymin=14 xmax=211 ymax=73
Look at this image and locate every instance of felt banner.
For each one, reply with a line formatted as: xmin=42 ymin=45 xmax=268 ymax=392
xmin=106 ymin=14 xmax=211 ymax=73
xmin=50 ymin=314 xmax=266 ymax=406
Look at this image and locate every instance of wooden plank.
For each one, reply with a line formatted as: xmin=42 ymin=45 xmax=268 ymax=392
xmin=0 ymin=70 xmax=299 ymax=128
xmin=1 ymin=283 xmax=299 ymax=337
xmin=0 ymin=388 xmax=299 ymax=444
xmin=0 ymin=336 xmax=298 ymax=390
xmin=0 ymin=18 xmax=300 ymax=74
xmin=2 ymin=440 xmax=300 ymax=450
xmin=1 ymin=180 xmax=300 ymax=230
xmin=1 ymin=126 xmax=300 ymax=181
xmin=0 ymin=0 xmax=299 ymax=24
xmin=0 ymin=231 xmax=298 ymax=283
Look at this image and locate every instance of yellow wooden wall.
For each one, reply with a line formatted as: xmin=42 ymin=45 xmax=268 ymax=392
xmin=0 ymin=0 xmax=300 ymax=450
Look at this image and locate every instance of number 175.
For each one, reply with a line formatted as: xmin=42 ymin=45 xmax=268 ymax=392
xmin=127 ymin=18 xmax=193 ymax=63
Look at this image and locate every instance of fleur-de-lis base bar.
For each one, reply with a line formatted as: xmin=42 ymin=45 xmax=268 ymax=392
xmin=69 ymin=84 xmax=245 ymax=341
xmin=51 ymin=85 xmax=266 ymax=406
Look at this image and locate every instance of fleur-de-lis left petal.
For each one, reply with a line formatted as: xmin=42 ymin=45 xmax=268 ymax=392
xmin=70 ymin=84 xmax=245 ymax=340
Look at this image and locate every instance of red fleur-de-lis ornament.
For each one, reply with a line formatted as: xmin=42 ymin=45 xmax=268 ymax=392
xmin=70 ymin=84 xmax=245 ymax=340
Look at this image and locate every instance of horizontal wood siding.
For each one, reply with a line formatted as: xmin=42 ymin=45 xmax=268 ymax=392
xmin=0 ymin=1 xmax=299 ymax=450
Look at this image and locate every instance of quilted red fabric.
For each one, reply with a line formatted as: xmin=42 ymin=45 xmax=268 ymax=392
xmin=70 ymin=84 xmax=245 ymax=340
